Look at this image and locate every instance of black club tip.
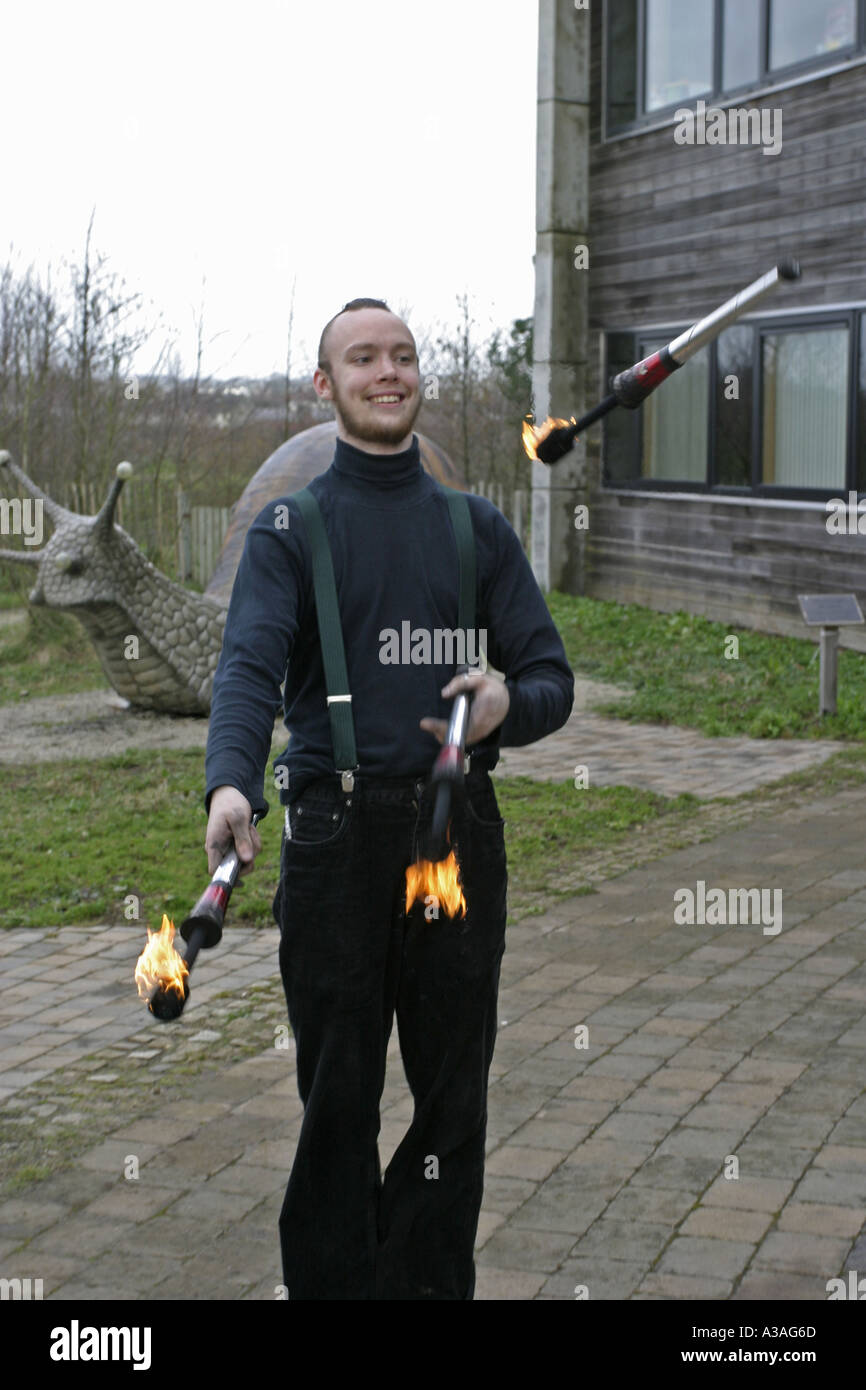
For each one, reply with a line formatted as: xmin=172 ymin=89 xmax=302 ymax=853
xmin=418 ymin=827 xmax=451 ymax=863
xmin=418 ymin=782 xmax=453 ymax=863
xmin=535 ymin=425 xmax=578 ymax=465
xmin=148 ymin=982 xmax=189 ymax=1021
xmin=777 ymin=258 xmax=801 ymax=281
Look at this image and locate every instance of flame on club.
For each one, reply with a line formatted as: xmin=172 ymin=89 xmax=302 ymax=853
xmin=405 ymin=848 xmax=467 ymax=920
xmin=135 ymin=914 xmax=189 ymax=1005
xmin=522 ymin=415 xmax=576 ymax=461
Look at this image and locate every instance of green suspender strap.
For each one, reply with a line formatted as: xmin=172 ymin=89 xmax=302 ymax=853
xmin=293 ymin=487 xmax=359 ymax=792
xmin=439 ymin=485 xmax=476 ymax=642
xmin=292 ymin=483 xmax=476 ymax=792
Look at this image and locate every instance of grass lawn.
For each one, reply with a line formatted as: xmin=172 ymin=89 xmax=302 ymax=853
xmin=0 ymin=603 xmax=105 ymax=702
xmin=548 ymin=592 xmax=866 ymax=740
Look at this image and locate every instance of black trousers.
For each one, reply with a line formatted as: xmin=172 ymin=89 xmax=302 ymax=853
xmin=272 ymin=767 xmax=508 ymax=1300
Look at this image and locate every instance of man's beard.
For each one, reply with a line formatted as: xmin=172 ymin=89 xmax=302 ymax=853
xmin=330 ymin=379 xmax=422 ymax=446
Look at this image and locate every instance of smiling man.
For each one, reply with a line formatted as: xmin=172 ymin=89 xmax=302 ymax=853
xmin=204 ymin=297 xmax=574 ymax=1300
xmin=315 ymin=298 xmax=420 ymax=447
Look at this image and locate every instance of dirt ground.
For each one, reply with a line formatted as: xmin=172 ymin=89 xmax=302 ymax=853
xmin=0 ymin=688 xmax=214 ymax=765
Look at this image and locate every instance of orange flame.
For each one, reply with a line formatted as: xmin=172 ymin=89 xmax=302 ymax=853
xmin=522 ymin=415 xmax=576 ymax=461
xmin=134 ymin=914 xmax=189 ymax=1004
xmin=405 ymin=848 xmax=467 ymax=920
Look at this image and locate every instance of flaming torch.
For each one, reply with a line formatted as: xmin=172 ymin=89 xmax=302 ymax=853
xmin=135 ymin=806 xmax=268 ymax=1021
xmin=405 ymin=851 xmax=467 ymax=920
xmin=135 ymin=914 xmax=191 ymax=1020
xmin=405 ymin=665 xmax=474 ymax=920
xmin=524 ymin=260 xmax=801 ymax=465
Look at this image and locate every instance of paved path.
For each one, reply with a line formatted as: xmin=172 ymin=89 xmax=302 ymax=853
xmin=1 ymin=782 xmax=865 ymax=1299
xmin=0 ymin=926 xmax=277 ymax=1103
xmin=495 ymin=680 xmax=846 ymax=798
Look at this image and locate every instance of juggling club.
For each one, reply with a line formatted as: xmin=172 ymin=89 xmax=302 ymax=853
xmin=418 ymin=665 xmax=475 ymax=863
xmin=533 ymin=259 xmax=802 ymax=464
xmin=149 ymin=803 xmax=269 ymax=1021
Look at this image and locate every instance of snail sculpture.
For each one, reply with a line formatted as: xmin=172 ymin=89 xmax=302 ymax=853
xmin=0 ymin=422 xmax=463 ymax=715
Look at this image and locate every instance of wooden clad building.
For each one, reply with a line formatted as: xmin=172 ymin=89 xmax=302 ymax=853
xmin=580 ymin=0 xmax=866 ymax=647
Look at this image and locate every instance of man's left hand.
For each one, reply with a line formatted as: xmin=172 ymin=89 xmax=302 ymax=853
xmin=419 ymin=670 xmax=510 ymax=746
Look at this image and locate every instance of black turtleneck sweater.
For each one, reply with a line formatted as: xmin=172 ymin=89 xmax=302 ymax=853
xmin=204 ymin=434 xmax=574 ymax=814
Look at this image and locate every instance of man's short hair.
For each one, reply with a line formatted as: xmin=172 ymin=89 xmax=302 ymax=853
xmin=317 ymin=297 xmax=392 ymax=373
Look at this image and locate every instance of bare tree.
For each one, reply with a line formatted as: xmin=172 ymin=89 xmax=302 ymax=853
xmin=67 ymin=209 xmax=150 ymax=486
xmin=283 ymin=274 xmax=297 ymax=439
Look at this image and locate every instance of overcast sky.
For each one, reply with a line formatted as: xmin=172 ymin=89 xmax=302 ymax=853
xmin=5 ymin=0 xmax=538 ymax=380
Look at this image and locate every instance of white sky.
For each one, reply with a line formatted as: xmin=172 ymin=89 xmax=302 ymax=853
xmin=4 ymin=0 xmax=539 ymax=379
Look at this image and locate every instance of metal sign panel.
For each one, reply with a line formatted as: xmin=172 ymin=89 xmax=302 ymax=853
xmin=798 ymin=594 xmax=864 ymax=627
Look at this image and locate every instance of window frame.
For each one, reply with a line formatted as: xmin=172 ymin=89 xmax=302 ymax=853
xmin=602 ymin=307 xmax=863 ymax=500
xmin=604 ymin=0 xmax=865 ymax=138
xmin=754 ymin=310 xmax=857 ymax=499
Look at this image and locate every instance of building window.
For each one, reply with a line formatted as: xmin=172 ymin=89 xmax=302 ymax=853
xmin=715 ymin=324 xmax=754 ymax=487
xmin=607 ymin=2 xmax=638 ymax=127
xmin=859 ymin=315 xmax=866 ymax=490
xmin=641 ymin=338 xmax=710 ymax=480
xmin=645 ymin=0 xmax=713 ymax=111
xmin=769 ymin=0 xmax=858 ymax=71
xmin=606 ymin=0 xmax=864 ymax=133
xmin=761 ymin=326 xmax=850 ymax=488
xmin=604 ymin=334 xmax=641 ymax=483
xmin=603 ymin=312 xmax=860 ymax=497
xmin=723 ymin=0 xmax=761 ymax=89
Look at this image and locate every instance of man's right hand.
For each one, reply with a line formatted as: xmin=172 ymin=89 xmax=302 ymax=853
xmin=205 ymin=786 xmax=262 ymax=877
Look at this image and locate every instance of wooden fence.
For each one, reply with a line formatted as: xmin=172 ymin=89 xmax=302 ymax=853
xmin=176 ymin=491 xmax=230 ymax=589
xmin=474 ymin=481 xmax=528 ymax=551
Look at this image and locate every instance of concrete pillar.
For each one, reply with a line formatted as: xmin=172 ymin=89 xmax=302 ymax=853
xmin=531 ymin=0 xmax=590 ymax=593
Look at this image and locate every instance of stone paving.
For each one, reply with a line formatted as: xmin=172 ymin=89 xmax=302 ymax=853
xmin=0 ymin=926 xmax=278 ymax=1104
xmin=495 ymin=679 xmax=847 ymax=798
xmin=2 ymin=777 xmax=866 ymax=1300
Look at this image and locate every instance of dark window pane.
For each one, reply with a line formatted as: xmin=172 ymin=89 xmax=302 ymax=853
xmin=645 ymin=0 xmax=713 ymax=111
xmin=715 ymin=325 xmax=754 ymax=485
xmin=607 ymin=0 xmax=638 ymax=129
xmin=641 ymin=337 xmax=710 ymax=481
xmin=723 ymin=0 xmax=761 ymax=89
xmin=858 ymin=314 xmax=866 ymax=491
xmin=603 ymin=334 xmax=640 ymax=482
xmin=769 ymin=0 xmax=857 ymax=70
xmin=762 ymin=327 xmax=849 ymax=487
